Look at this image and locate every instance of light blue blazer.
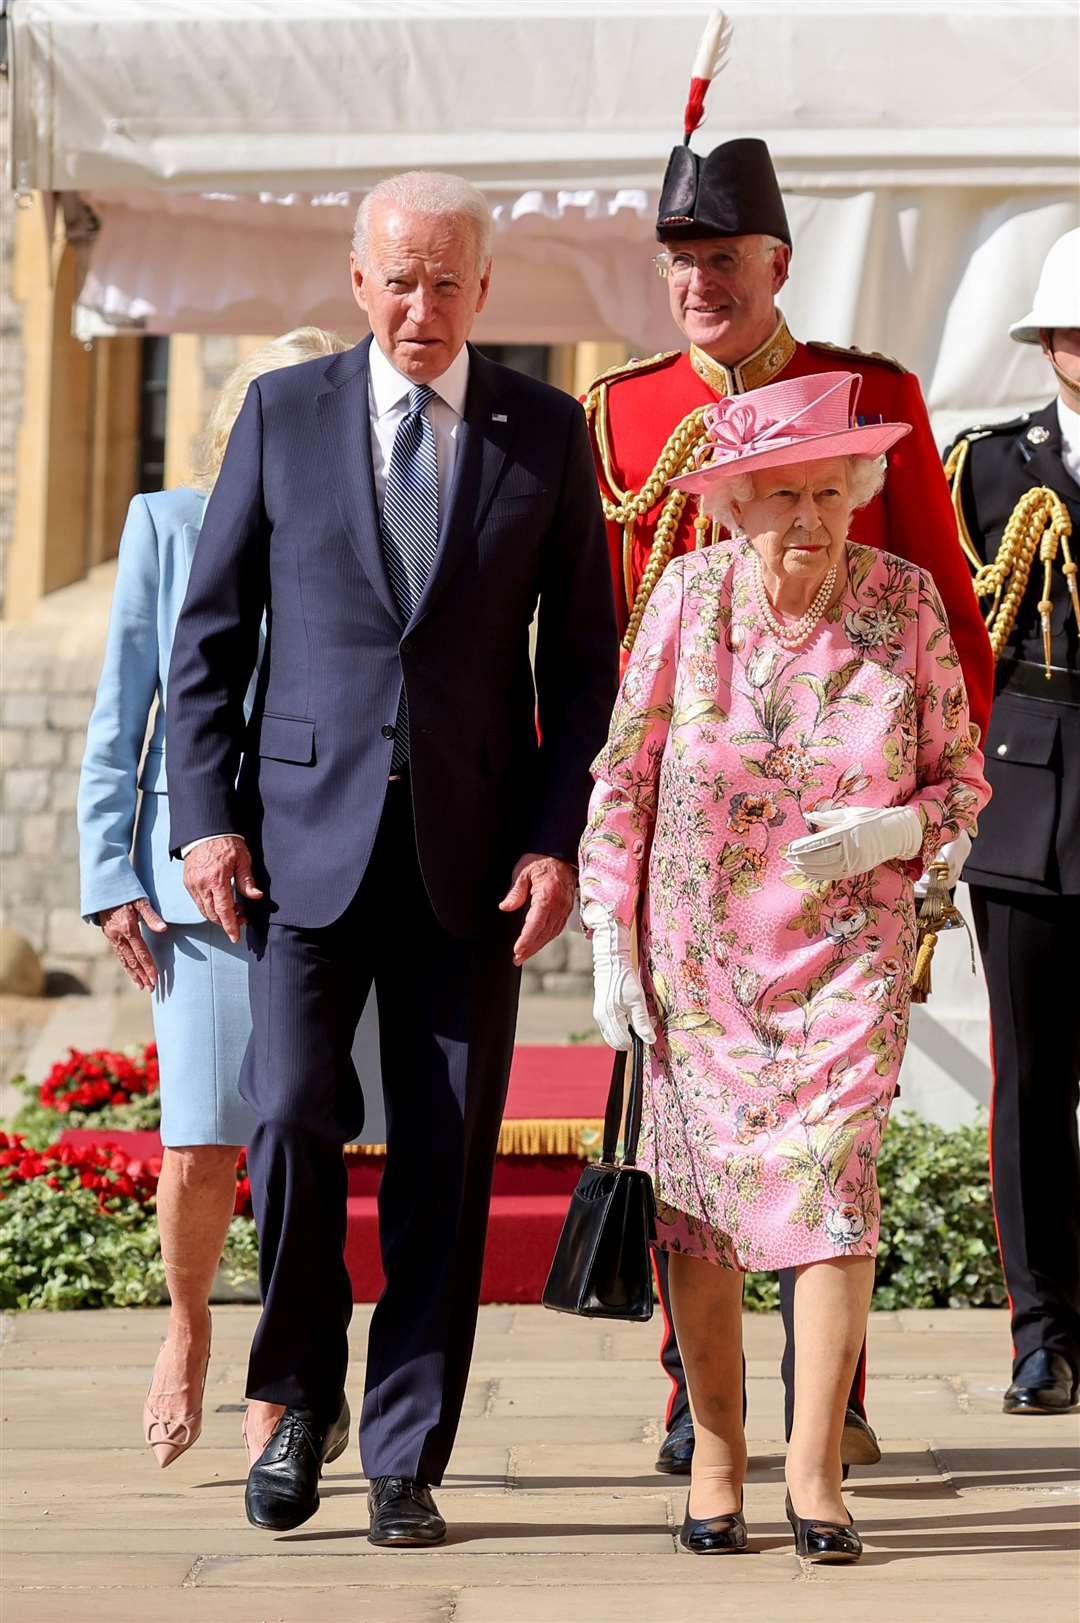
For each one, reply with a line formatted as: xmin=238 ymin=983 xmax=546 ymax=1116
xmin=78 ymin=486 xmax=253 ymax=923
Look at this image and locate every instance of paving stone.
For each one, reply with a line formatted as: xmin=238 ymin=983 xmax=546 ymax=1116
xmin=931 ymin=1441 xmax=1080 ymax=1494
xmin=9 ymin=1590 xmax=452 ymax=1623
xmin=863 ymin=1333 xmax=1007 ymax=1374
xmin=452 ymin=1575 xmax=1080 ymax=1623
xmin=193 ymin=1552 xmax=782 ymax=1588
xmin=894 ymin=1309 xmax=1012 ymax=1336
xmin=4 ymin=1552 xmax=197 ymax=1587
xmin=2 ymin=1304 xmax=1071 ymax=1619
xmin=490 ymin=1375 xmax=668 ymax=1418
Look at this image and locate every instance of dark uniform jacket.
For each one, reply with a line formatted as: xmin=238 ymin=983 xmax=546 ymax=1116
xmin=948 ymin=400 xmax=1080 ymax=896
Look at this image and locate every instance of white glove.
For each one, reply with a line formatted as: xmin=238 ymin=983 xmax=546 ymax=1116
xmin=786 ymin=805 xmax=923 ymax=883
xmin=913 ymin=830 xmax=972 ymax=897
xmin=581 ymin=900 xmax=657 ymax=1051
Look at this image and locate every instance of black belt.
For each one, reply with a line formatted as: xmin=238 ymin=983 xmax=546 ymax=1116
xmin=996 ymin=658 xmax=1080 ymax=709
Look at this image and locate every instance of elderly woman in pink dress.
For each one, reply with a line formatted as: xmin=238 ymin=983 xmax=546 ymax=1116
xmin=579 ymin=371 xmax=990 ymax=1563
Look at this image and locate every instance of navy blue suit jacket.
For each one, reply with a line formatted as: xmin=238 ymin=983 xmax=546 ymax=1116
xmin=166 ymin=339 xmax=618 ymax=935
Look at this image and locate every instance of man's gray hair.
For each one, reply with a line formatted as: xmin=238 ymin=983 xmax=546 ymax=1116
xmin=352 ymin=171 xmax=494 ymax=270
xmin=700 ymin=454 xmax=886 ymax=532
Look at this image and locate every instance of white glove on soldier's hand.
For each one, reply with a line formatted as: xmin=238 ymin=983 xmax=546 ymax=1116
xmin=786 ymin=805 xmax=923 ymax=883
xmin=913 ymin=830 xmax=973 ymax=897
xmin=581 ymin=900 xmax=657 ymax=1052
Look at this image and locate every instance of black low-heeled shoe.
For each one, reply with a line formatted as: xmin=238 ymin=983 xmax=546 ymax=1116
xmin=244 ymin=1395 xmax=350 ymax=1532
xmin=678 ymin=1498 xmax=749 ymax=1554
xmin=655 ymin=1413 xmax=695 ymax=1475
xmin=785 ymin=1493 xmax=862 ymax=1563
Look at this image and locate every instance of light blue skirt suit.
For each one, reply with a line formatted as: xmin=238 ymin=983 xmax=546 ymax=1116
xmin=78 ymin=488 xmax=256 ymax=1147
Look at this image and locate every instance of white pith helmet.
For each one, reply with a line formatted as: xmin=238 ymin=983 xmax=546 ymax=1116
xmin=1010 ymin=227 xmax=1080 ymax=344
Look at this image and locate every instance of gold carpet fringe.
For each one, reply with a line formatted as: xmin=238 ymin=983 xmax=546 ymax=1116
xmin=345 ymin=1118 xmax=604 ymax=1159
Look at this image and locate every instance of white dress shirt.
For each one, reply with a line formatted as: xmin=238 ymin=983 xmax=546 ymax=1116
xmin=1056 ymin=394 xmax=1080 ymax=488
xmin=180 ymin=340 xmax=471 ymax=859
xmin=367 ymin=336 xmax=469 ymax=512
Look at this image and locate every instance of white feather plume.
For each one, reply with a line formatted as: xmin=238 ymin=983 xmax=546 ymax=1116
xmin=690 ymin=10 xmax=733 ymax=83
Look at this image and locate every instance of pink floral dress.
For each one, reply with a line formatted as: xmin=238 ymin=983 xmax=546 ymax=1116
xmin=579 ymin=541 xmax=990 ymax=1271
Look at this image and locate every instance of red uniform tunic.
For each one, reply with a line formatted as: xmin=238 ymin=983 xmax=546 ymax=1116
xmin=585 ymin=319 xmax=993 ymax=738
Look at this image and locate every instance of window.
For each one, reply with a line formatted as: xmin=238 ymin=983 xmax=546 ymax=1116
xmin=137 ymin=336 xmax=170 ymax=492
xmin=476 ymin=345 xmax=550 ymax=384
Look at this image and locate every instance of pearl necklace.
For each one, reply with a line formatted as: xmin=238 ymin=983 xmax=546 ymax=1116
xmin=752 ymin=555 xmax=838 ymax=649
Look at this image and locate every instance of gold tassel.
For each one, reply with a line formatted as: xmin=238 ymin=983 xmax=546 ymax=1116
xmin=910 ymin=928 xmax=939 ymax=1005
xmin=910 ymin=860 xmax=977 ymax=1005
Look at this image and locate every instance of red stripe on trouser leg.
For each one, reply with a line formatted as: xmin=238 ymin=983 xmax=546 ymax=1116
xmin=653 ymin=1249 xmax=682 ymax=1431
xmin=986 ymin=1006 xmax=1018 ymax=1360
xmin=852 ymin=1338 xmax=867 ymax=1410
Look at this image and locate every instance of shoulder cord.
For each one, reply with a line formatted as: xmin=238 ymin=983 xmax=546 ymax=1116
xmin=946 ymin=440 xmax=1077 ymax=670
xmin=585 ymin=389 xmax=711 ymax=652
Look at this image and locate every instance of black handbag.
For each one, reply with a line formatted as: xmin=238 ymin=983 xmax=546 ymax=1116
xmin=541 ymin=1034 xmax=657 ymax=1321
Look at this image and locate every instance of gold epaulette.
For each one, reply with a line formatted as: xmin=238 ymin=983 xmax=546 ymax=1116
xmin=583 ymin=349 xmax=682 ymax=405
xmin=805 ymin=339 xmax=908 ymax=374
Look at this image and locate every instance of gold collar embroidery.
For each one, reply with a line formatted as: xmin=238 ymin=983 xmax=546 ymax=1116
xmin=690 ymin=315 xmax=797 ymax=397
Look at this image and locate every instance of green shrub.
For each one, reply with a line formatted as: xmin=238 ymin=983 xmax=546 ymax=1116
xmin=0 ymin=1179 xmax=167 ymax=1310
xmin=221 ymin=1214 xmax=260 ymax=1288
xmin=12 ymin=1090 xmax=163 ymax=1147
xmin=872 ymin=1111 xmax=1005 ymax=1310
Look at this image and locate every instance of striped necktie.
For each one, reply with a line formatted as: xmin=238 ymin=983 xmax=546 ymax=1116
xmin=380 ymin=383 xmax=439 ymax=771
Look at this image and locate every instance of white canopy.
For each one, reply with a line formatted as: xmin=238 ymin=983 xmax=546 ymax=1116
xmin=9 ymin=0 xmax=1080 ymax=433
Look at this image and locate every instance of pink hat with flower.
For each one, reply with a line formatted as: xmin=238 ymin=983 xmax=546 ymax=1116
xmin=668 ymin=371 xmax=910 ymax=494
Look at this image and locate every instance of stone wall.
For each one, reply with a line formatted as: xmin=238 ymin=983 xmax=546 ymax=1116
xmin=0 ymin=90 xmax=23 ymax=616
xmin=1 ymin=644 xmax=120 ymax=992
xmin=521 ymin=929 xmax=592 ymax=999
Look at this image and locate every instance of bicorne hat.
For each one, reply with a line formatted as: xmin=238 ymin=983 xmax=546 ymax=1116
xmin=667 ymin=372 xmax=910 ymax=494
xmin=655 ymin=13 xmax=791 ymax=246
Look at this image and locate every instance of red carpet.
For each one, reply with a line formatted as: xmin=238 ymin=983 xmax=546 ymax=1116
xmin=60 ymin=1046 xmax=607 ymax=1303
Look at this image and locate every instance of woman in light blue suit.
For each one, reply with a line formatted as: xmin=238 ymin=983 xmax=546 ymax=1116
xmin=78 ymin=329 xmax=347 ymax=1468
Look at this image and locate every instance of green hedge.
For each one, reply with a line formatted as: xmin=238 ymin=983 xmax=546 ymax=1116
xmin=0 ymin=1181 xmax=257 ymax=1312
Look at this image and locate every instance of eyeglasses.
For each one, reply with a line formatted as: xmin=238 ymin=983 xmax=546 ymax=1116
xmin=652 ymin=245 xmax=778 ymax=285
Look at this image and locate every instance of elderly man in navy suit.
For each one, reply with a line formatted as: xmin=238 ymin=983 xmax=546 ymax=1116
xmin=166 ymin=171 xmax=618 ymax=1545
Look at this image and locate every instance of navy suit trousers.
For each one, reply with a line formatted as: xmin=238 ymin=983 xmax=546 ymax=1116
xmin=242 ymin=779 xmax=522 ymax=1482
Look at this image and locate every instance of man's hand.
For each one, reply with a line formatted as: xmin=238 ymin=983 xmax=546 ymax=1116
xmin=183 ymin=835 xmax=263 ymax=943
xmin=498 ymin=853 xmax=576 ymax=966
xmin=99 ymin=898 xmax=168 ymax=991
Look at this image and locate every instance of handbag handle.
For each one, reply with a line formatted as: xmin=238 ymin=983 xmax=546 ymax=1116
xmin=600 ymin=1034 xmax=646 ymax=1168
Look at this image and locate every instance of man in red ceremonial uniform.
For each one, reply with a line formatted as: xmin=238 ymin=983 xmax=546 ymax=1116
xmin=585 ymin=130 xmax=993 ymax=1479
xmin=585 ymin=138 xmax=993 ymax=739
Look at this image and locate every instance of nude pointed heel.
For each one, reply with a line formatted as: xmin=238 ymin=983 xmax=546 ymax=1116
xmin=144 ymin=1400 xmax=204 ymax=1469
xmin=143 ymin=1329 xmax=211 ymax=1469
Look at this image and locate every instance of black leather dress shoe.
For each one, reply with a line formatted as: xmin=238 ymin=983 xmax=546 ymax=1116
xmin=840 ymin=1407 xmax=882 ymax=1467
xmin=785 ymin=1493 xmax=862 ymax=1564
xmin=1003 ymin=1350 xmax=1080 ymax=1415
xmin=367 ymin=1476 xmax=446 ymax=1547
xmin=679 ymin=1499 xmax=748 ymax=1554
xmin=244 ymin=1396 xmax=350 ymax=1532
xmin=655 ymin=1412 xmax=695 ymax=1475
